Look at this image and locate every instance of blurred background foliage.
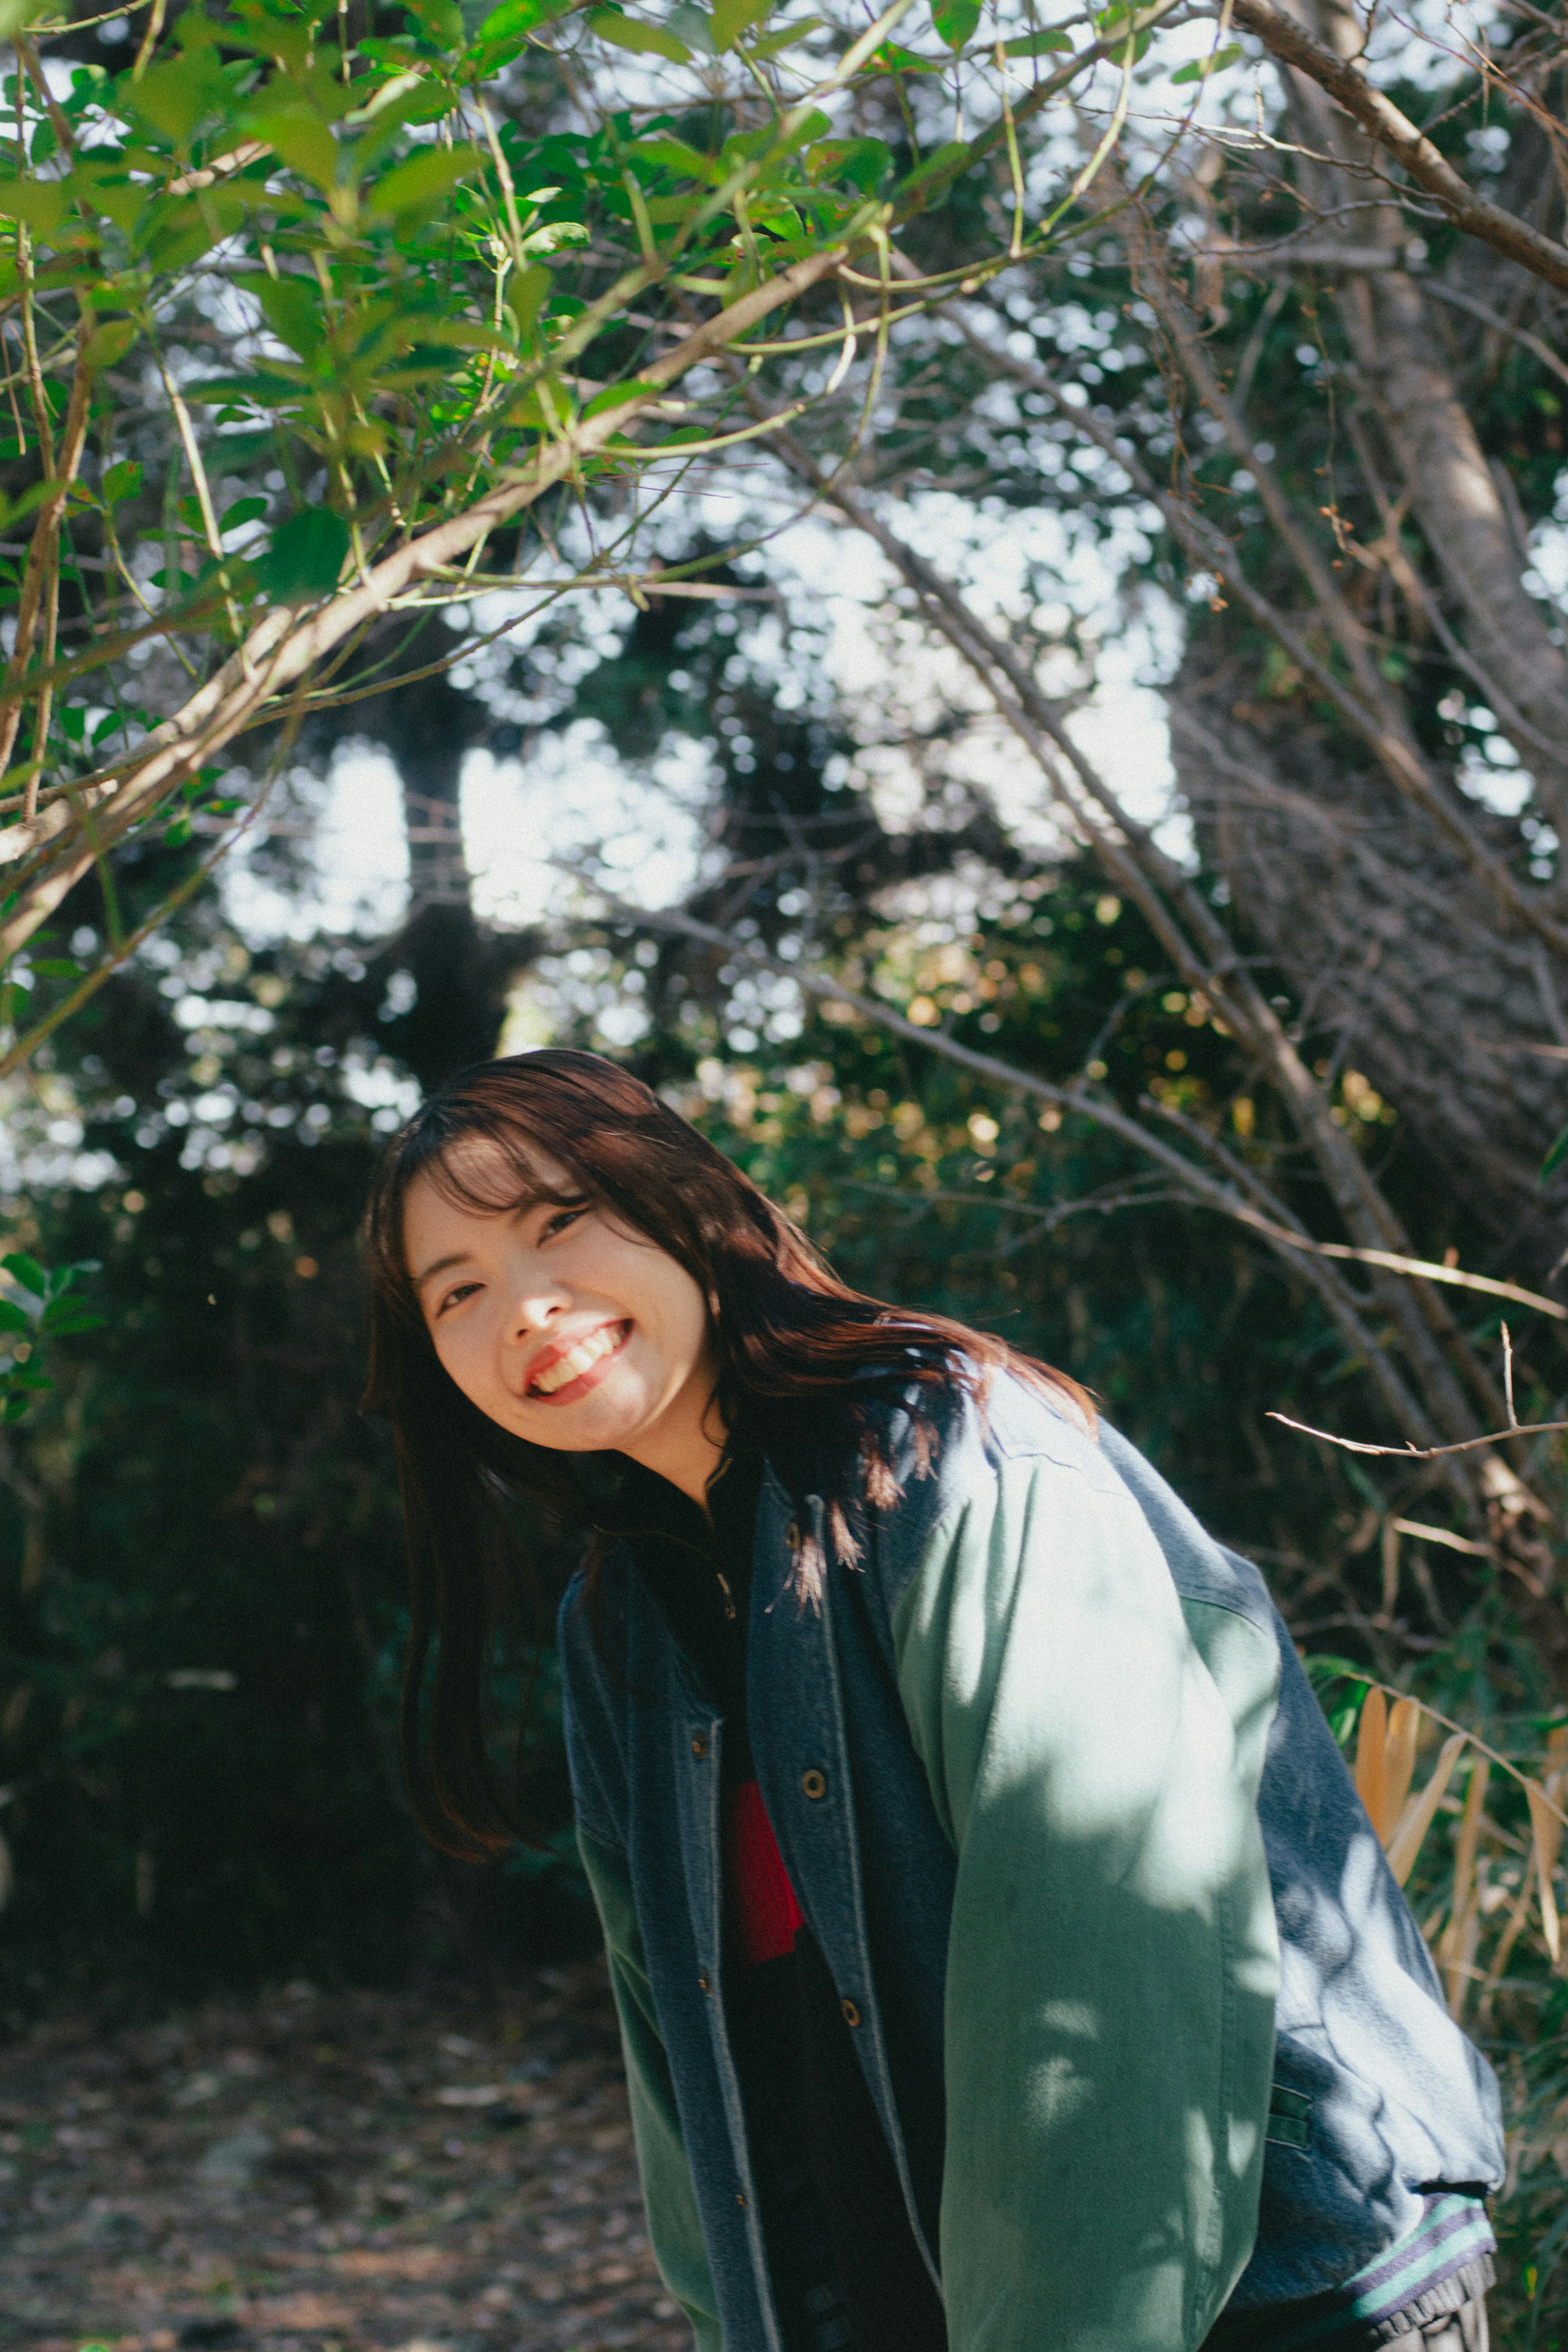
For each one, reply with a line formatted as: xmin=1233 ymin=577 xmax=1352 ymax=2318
xmin=4 ymin=0 xmax=1568 ymax=2330
xmin=4 ymin=731 xmax=1497 ymax=2004
xmin=3 ymin=718 xmax=1566 ymax=2327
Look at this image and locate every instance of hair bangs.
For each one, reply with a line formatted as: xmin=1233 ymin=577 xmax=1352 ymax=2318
xmin=420 ymin=1125 xmax=584 ymax=1224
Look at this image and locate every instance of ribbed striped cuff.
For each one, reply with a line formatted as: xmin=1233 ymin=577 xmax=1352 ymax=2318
xmin=1208 ymin=2195 xmax=1497 ymax=2352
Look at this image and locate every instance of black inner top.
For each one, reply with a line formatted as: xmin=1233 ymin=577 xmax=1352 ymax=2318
xmin=606 ymin=1455 xmax=949 ymax=2352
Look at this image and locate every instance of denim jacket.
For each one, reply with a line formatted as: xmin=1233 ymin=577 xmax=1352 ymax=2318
xmin=559 ymin=1373 xmax=1505 ymax=2352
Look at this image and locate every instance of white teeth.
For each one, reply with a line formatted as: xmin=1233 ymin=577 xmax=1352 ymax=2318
xmin=531 ymin=1324 xmax=620 ymax=1396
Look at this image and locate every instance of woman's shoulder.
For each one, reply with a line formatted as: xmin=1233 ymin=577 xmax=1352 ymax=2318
xmin=845 ymin=1355 xmax=1116 ymax=1525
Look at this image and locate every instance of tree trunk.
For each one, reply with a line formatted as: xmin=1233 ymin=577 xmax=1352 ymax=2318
xmin=1168 ymin=0 xmax=1568 ymax=1274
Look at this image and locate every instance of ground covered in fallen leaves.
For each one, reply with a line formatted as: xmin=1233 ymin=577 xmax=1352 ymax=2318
xmin=0 ymin=1964 xmax=689 ymax=2352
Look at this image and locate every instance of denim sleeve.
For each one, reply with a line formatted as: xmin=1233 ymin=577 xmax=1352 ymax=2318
xmin=577 ymin=1827 xmax=723 ymax=2352
xmin=890 ymin=1447 xmax=1281 ymax=2352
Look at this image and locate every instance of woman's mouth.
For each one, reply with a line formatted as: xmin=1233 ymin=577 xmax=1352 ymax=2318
xmin=526 ymin=1320 xmax=630 ymax=1403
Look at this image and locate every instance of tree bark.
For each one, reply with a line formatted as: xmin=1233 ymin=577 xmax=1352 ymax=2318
xmin=1165 ymin=0 xmax=1568 ymax=1269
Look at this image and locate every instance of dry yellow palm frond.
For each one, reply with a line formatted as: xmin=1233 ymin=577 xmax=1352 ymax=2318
xmin=1383 ymin=1698 xmax=1421 ymax=1832
xmin=1385 ymin=1730 xmax=1468 ymax=1888
xmin=1355 ymin=1686 xmax=1389 ymax=1838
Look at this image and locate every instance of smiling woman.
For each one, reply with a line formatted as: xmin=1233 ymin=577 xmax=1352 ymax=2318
xmin=361 ymin=1050 xmax=1504 ymax=2352
xmin=403 ymin=1148 xmax=721 ymax=1495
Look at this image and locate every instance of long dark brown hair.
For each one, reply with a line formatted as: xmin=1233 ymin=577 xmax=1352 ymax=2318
xmin=363 ymin=1049 xmax=1089 ymax=1857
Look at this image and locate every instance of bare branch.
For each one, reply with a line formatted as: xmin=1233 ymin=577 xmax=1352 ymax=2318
xmin=1270 ymin=1408 xmax=1568 ymax=1458
xmin=0 ymin=242 xmax=853 ymax=980
xmin=578 ymin=876 xmax=1484 ymax=1474
xmin=1228 ymin=0 xmax=1568 ymax=294
xmin=757 ymin=363 xmax=1508 ymax=1445
xmin=1408 ymin=279 xmax=1568 ymax=394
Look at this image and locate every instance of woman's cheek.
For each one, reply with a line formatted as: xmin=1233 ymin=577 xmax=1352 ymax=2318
xmin=440 ymin=1329 xmax=481 ymax=1405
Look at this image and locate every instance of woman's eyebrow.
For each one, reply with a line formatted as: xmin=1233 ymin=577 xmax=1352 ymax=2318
xmin=413 ymin=1250 xmax=472 ymax=1293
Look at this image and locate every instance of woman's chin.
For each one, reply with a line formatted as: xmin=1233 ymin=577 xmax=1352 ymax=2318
xmin=516 ymin=1384 xmax=651 ymax=1454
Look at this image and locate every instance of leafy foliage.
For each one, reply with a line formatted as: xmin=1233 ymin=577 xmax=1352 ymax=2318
xmin=3 ymin=0 xmax=1568 ymax=2325
xmin=0 ymin=0 xmax=1186 ymax=1066
xmin=0 ymin=1249 xmax=102 ymax=1425
xmin=0 ymin=880 xmax=588 ymax=2019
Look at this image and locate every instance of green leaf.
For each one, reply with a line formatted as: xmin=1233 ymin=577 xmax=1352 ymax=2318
xmin=507 ymin=259 xmax=553 ymax=336
xmin=0 ymin=0 xmax=50 ymax=40
xmin=122 ymin=50 xmax=227 ymax=147
xmin=366 ymin=142 xmax=488 ymax=216
xmin=1171 ymin=40 xmax=1242 ymax=80
xmin=255 ymin=509 xmax=350 ymax=603
xmin=0 ymin=1299 xmax=32 ymax=1335
xmin=1542 ymin=1121 xmax=1568 ymax=1182
xmin=583 ymin=378 xmax=659 ymax=417
xmin=47 ymin=1258 xmax=98 ymax=1295
xmin=931 ymin=0 xmax=979 ymax=49
xmin=0 ymin=480 xmax=63 ymax=538
xmin=245 ymin=107 xmax=341 ymax=193
xmin=0 ymin=176 xmax=73 ymax=236
xmin=477 ymin=0 xmax=577 ymax=37
xmin=872 ymin=39 xmax=944 ymax=70
xmin=219 ymin=496 xmax=269 ymax=533
xmin=209 ymin=428 xmax=277 ymax=466
xmin=666 ymin=0 xmax=716 ymax=48
xmin=404 ymin=315 xmax=511 ymax=350
xmin=1303 ymin=1654 xmax=1376 ymax=1690
xmin=182 ymin=370 xmax=309 ymax=405
xmin=751 ymin=12 xmax=818 ymax=51
xmin=1003 ymin=27 xmax=1071 ymax=52
xmin=133 ymin=191 xmax=245 ymax=271
xmin=710 ymin=0 xmax=771 ymax=45
xmin=587 ymin=8 xmax=691 ymax=56
xmin=224 ymin=0 xmax=316 ymax=67
xmin=635 ymin=134 xmax=717 ymax=178
xmin=39 ymin=1306 xmax=105 ymax=1334
xmin=255 ymin=274 xmax=324 ymax=359
xmin=30 ymin=959 xmax=83 ymax=979
xmin=84 ymin=319 xmax=138 ymax=375
xmin=806 ymin=137 xmax=890 ymax=192
xmin=2 ymin=1254 xmax=48 ymax=1300
xmin=82 ymin=172 xmax=152 ymax=236
xmin=405 ymin=0 xmax=465 ymax=41
xmin=898 ymin=138 xmax=971 ymax=194
xmin=100 ymin=458 xmax=144 ymax=506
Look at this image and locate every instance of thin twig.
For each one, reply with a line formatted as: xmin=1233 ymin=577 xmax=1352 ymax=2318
xmin=1228 ymin=0 xmax=1568 ymax=295
xmin=1421 ymin=279 xmax=1568 ymax=395
xmin=1269 ymin=1409 xmax=1568 ymax=1460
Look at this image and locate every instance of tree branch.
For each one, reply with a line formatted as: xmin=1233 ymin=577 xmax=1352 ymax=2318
xmin=580 ymin=877 xmax=1489 ymax=1481
xmin=1227 ymin=0 xmax=1568 ymax=295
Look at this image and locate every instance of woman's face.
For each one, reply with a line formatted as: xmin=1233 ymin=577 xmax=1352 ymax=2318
xmin=402 ymin=1139 xmax=720 ymax=1490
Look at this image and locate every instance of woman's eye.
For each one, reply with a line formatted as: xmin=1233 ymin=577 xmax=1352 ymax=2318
xmin=542 ymin=1203 xmax=588 ymax=1240
xmin=437 ymin=1282 xmax=480 ymax=1316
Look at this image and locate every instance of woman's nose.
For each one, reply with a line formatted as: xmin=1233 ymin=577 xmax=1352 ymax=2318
xmin=509 ymin=1273 xmax=569 ymax=1335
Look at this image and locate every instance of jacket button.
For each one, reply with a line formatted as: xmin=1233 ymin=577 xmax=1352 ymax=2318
xmin=697 ymin=1972 xmax=710 ymax=1994
xmin=691 ymin=1733 xmax=708 ymax=1759
xmin=736 ymin=2191 xmax=748 ymax=2208
xmin=786 ymin=1521 xmax=800 ymax=1550
xmin=801 ymin=1767 xmax=827 ymax=1801
xmin=841 ymin=1998 xmax=861 ymax=2028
